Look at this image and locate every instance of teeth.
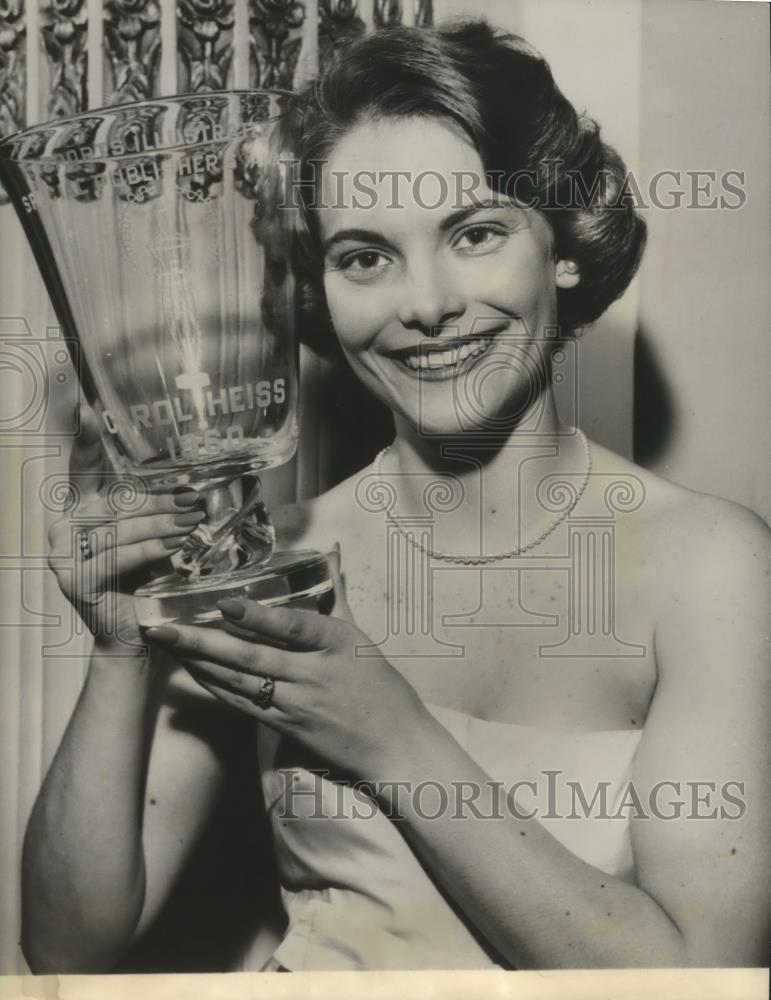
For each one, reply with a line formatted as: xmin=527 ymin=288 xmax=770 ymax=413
xmin=399 ymin=337 xmax=492 ymax=370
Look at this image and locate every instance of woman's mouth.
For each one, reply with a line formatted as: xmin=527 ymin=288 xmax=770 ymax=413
xmin=391 ymin=334 xmax=498 ymax=381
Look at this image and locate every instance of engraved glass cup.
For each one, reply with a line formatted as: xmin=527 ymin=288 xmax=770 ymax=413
xmin=0 ymin=92 xmax=331 ymax=627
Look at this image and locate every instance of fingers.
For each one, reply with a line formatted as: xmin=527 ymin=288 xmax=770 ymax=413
xmin=69 ymin=402 xmax=108 ymax=497
xmin=48 ymin=490 xmax=203 ymax=550
xmin=98 ymin=536 xmax=189 ymax=577
xmin=145 ymin=623 xmax=296 ymax=681
xmin=83 ymin=508 xmax=204 ymax=552
xmin=215 ymin=546 xmax=355 ymax=645
xmin=77 ymin=487 xmax=201 ymax=522
xmin=325 ymin=542 xmax=355 ymax=624
xmin=59 ymin=535 xmax=186 ymax=597
xmin=179 ymin=655 xmax=285 ymax=707
xmin=186 ymin=671 xmax=289 ymax=727
xmin=216 ymin=597 xmax=344 ymax=651
xmin=48 ymin=492 xmax=205 ymax=595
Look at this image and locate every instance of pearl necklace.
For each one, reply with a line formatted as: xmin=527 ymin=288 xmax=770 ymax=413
xmin=373 ymin=429 xmax=592 ymax=565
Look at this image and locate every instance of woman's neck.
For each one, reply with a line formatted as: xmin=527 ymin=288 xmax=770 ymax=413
xmin=382 ymin=391 xmax=588 ymax=557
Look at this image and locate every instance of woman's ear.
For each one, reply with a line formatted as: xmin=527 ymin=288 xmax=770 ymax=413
xmin=555 ymin=259 xmax=580 ymax=289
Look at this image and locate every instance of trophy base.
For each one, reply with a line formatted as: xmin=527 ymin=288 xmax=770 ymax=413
xmin=133 ymin=549 xmax=332 ymax=627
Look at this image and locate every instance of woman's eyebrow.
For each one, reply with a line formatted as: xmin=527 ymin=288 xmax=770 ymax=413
xmin=438 ymin=200 xmax=519 ymax=232
xmin=321 ymin=201 xmax=519 ymax=256
xmin=322 ymin=227 xmax=392 ymax=256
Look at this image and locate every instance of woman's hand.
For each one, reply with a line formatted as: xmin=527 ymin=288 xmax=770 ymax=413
xmin=47 ymin=403 xmax=205 ymax=647
xmin=145 ymin=547 xmax=431 ymax=779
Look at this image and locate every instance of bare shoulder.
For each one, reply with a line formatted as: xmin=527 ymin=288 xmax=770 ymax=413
xmin=271 ymin=463 xmax=375 ymax=556
xmin=588 ymin=440 xmax=771 ymax=588
xmin=586 ymin=442 xmax=770 ymax=713
xmin=651 ymin=475 xmax=771 ymax=650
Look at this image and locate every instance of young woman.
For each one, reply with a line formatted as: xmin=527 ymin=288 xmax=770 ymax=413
xmin=23 ymin=20 xmax=770 ymax=972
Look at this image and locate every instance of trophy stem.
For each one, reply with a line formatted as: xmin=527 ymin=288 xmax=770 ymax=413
xmin=133 ymin=475 xmax=334 ymax=628
xmin=170 ymin=475 xmax=275 ymax=582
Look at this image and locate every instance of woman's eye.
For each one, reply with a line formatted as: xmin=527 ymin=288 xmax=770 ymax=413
xmin=338 ymin=250 xmax=391 ymax=276
xmin=454 ymin=225 xmax=508 ymax=253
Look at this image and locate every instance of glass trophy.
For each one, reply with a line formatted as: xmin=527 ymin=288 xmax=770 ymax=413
xmin=0 ymin=92 xmax=331 ymax=626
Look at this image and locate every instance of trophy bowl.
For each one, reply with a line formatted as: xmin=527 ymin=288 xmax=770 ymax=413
xmin=0 ymin=91 xmax=332 ymax=627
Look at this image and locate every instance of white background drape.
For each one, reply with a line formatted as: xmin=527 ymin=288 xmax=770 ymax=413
xmin=0 ymin=0 xmax=768 ymax=974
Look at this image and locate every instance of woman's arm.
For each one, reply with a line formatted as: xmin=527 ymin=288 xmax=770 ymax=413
xmin=21 ymin=640 xmax=237 ymax=973
xmin=24 ymin=403 xmax=251 ymax=973
xmin=150 ymin=504 xmax=770 ymax=969
xmin=371 ymin=502 xmax=771 ymax=968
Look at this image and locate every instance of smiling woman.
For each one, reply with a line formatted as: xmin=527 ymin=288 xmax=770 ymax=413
xmin=291 ymin=24 xmax=645 ymax=361
xmin=21 ymin=17 xmax=771 ymax=976
xmin=315 ymin=117 xmax=577 ymax=436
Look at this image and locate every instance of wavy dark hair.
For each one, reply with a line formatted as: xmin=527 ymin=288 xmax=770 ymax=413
xmin=283 ymin=18 xmax=646 ymax=358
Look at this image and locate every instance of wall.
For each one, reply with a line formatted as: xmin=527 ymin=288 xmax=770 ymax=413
xmin=636 ymin=0 xmax=771 ymax=525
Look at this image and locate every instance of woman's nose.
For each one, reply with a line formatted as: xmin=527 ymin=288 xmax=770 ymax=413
xmin=396 ymin=262 xmax=465 ymax=333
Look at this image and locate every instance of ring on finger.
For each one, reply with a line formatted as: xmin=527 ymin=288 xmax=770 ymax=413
xmin=251 ymin=675 xmax=275 ymax=709
xmin=76 ymin=529 xmax=94 ymax=561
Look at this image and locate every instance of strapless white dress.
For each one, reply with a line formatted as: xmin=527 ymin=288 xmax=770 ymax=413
xmin=237 ymin=702 xmax=643 ymax=971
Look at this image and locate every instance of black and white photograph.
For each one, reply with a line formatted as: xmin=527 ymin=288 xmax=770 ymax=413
xmin=0 ymin=0 xmax=768 ymax=996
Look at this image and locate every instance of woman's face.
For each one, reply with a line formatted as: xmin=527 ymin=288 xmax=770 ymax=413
xmin=316 ymin=115 xmax=579 ymax=436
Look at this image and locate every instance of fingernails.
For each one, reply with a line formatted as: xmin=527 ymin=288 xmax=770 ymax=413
xmin=218 ymin=598 xmax=245 ymax=619
xmin=146 ymin=626 xmax=179 ymax=643
xmin=162 ymin=536 xmax=185 ymax=549
xmin=173 ymin=490 xmax=200 ymax=508
xmin=173 ymin=510 xmax=205 ymax=527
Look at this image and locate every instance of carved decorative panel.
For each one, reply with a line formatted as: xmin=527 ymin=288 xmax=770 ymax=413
xmin=0 ymin=0 xmax=438 ymax=195
xmin=40 ymin=0 xmax=88 ymax=118
xmin=374 ymin=0 xmax=433 ymax=28
xmin=318 ymin=0 xmax=365 ymax=72
xmin=248 ymin=0 xmax=306 ymax=90
xmin=0 ymin=0 xmax=25 ymax=137
xmin=104 ymin=0 xmax=162 ymax=103
xmin=178 ymin=0 xmax=235 ymax=92
xmin=0 ymin=0 xmax=24 ymax=202
xmin=416 ymin=0 xmax=433 ymax=27
xmin=374 ymin=0 xmax=401 ymax=27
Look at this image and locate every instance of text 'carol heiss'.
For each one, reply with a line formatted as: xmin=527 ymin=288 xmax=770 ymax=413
xmin=101 ymin=376 xmax=288 ymax=461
